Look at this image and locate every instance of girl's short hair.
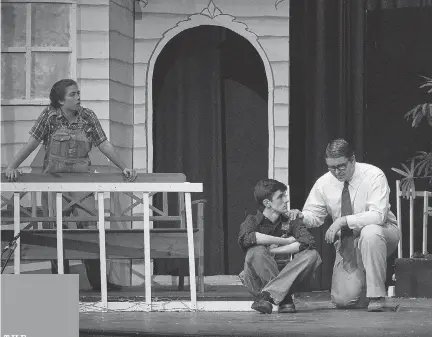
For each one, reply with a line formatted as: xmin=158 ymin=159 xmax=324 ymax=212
xmin=49 ymin=79 xmax=77 ymax=109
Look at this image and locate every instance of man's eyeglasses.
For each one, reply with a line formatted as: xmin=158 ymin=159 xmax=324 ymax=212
xmin=327 ymin=163 xmax=349 ymax=172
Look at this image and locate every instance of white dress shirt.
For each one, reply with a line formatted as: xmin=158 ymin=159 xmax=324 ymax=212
xmin=302 ymin=162 xmax=398 ymax=231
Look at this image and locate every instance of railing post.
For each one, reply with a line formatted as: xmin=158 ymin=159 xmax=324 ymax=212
xmin=396 ymin=180 xmax=402 ymax=258
xmin=143 ymin=192 xmax=152 ymax=308
xmin=98 ymin=192 xmax=108 ymax=308
xmin=197 ymin=202 xmax=205 ymax=293
xmin=185 ymin=189 xmax=197 ymax=310
xmin=31 ymin=192 xmax=37 ymax=229
xmin=410 ymin=192 xmax=414 ymax=258
xmin=14 ymin=193 xmax=20 ymax=274
xmin=423 ymin=191 xmax=429 ymax=255
xmin=56 ymin=193 xmax=64 ymax=274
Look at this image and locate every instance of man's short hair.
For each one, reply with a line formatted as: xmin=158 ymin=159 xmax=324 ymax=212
xmin=49 ymin=79 xmax=77 ymax=109
xmin=325 ymin=139 xmax=355 ymax=159
xmin=254 ymin=179 xmax=287 ymax=207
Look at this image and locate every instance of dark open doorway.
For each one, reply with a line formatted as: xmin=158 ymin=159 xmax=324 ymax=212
xmin=152 ymin=25 xmax=268 ymax=275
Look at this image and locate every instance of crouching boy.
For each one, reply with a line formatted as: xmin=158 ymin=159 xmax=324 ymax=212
xmin=238 ymin=179 xmax=322 ymax=314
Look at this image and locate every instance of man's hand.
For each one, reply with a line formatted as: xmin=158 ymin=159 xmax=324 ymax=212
xmin=325 ymin=218 xmax=346 ymax=244
xmin=285 ymin=209 xmax=304 ymax=221
xmin=5 ymin=167 xmax=22 ymax=182
xmin=123 ymin=168 xmax=137 ymax=182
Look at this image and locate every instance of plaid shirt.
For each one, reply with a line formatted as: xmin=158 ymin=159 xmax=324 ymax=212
xmin=238 ymin=210 xmax=316 ymax=253
xmin=29 ymin=106 xmax=108 ymax=148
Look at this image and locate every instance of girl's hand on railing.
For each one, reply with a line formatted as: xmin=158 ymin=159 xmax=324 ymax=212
xmin=5 ymin=167 xmax=22 ymax=182
xmin=122 ymin=168 xmax=137 ymax=182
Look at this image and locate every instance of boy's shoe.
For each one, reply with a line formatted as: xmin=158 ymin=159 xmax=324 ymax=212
xmin=278 ymin=294 xmax=296 ymax=313
xmin=251 ymin=291 xmax=274 ymax=314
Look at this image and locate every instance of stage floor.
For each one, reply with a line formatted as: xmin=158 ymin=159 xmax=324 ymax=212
xmin=79 ymin=291 xmax=432 ymax=337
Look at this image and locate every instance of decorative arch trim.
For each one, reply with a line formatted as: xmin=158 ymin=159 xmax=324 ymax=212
xmin=145 ymin=1 xmax=275 ymax=178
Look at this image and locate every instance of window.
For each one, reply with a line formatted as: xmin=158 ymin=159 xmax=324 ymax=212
xmin=1 ymin=0 xmax=76 ymax=105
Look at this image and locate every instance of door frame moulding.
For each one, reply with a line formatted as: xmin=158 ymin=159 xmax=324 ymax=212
xmin=145 ymin=1 xmax=276 ymax=178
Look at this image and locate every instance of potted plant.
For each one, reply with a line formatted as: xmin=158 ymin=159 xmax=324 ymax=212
xmin=391 ymin=75 xmax=432 ymax=298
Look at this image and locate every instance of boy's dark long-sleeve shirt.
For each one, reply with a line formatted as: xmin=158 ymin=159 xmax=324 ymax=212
xmin=238 ymin=210 xmax=316 ymax=253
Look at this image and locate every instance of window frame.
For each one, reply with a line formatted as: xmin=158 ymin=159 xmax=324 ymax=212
xmin=1 ymin=0 xmax=77 ymax=106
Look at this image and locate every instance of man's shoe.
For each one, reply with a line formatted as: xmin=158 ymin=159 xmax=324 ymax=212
xmin=251 ymin=291 xmax=273 ymax=314
xmin=278 ymin=294 xmax=296 ymax=313
xmin=367 ymin=297 xmax=400 ymax=312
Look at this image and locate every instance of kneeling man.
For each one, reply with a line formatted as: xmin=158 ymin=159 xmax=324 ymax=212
xmin=238 ymin=179 xmax=322 ymax=314
xmin=288 ymin=139 xmax=400 ymax=312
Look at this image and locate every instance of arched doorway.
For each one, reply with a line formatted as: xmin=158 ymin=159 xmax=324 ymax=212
xmin=152 ymin=25 xmax=268 ymax=275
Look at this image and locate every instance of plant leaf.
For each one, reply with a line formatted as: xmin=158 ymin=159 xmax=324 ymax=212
xmin=391 ymin=167 xmax=410 ymax=177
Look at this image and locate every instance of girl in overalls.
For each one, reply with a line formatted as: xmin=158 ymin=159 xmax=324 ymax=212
xmin=5 ymin=79 xmax=137 ymax=290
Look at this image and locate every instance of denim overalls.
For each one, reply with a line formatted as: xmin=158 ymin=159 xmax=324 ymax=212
xmin=41 ymin=118 xmax=105 ymax=288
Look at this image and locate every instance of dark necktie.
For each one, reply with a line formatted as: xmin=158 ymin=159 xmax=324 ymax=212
xmin=340 ymin=181 xmax=356 ymax=272
xmin=340 ymin=181 xmax=354 ymax=238
xmin=341 ymin=181 xmax=353 ymax=216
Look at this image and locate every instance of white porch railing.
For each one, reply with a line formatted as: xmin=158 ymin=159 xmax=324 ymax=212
xmin=396 ymin=180 xmax=430 ymax=258
xmin=1 ymin=178 xmax=203 ymax=311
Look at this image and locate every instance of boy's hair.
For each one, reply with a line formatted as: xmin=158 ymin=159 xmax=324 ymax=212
xmin=49 ymin=79 xmax=77 ymax=109
xmin=254 ymin=179 xmax=287 ymax=208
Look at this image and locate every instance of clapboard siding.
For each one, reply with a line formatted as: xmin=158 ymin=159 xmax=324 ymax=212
xmin=133 ymin=123 xmax=147 ymax=148
xmin=110 ymin=59 xmax=134 ymax=87
xmin=78 ymin=79 xmax=110 ymax=101
xmin=236 ymin=17 xmax=289 ymax=37
xmin=110 ymin=3 xmax=134 ymax=37
xmin=274 ymin=86 xmax=289 ymax=105
xmin=134 ymin=63 xmax=148 ymax=87
xmin=1 ymin=121 xmax=36 ymax=144
xmin=275 ymin=126 xmax=289 ymax=148
xmin=77 ymin=4 xmax=109 ymax=32
xmin=109 ymin=0 xmax=134 ymax=172
xmin=134 ymin=14 xmax=289 ymax=40
xmin=77 ymin=31 xmax=110 ymax=59
xmin=274 ymin=104 xmax=289 ymax=126
xmin=137 ymin=0 xmax=289 ymax=17
xmin=275 ymin=148 xmax=289 ymax=168
xmin=77 ymin=1 xmax=110 ymax=131
xmin=275 ymin=168 xmax=289 ymax=185
xmin=134 ymin=39 xmax=160 ymax=64
xmin=110 ymin=31 xmax=134 ymax=64
xmin=81 ymin=101 xmax=110 ymax=120
xmin=135 ymin=14 xmax=195 ymax=40
xmin=108 ymin=121 xmax=134 ymax=148
xmin=2 ymin=144 xmax=40 ymax=170
xmin=78 ymin=0 xmax=108 ymax=5
xmin=259 ymin=37 xmax=289 ymax=62
xmin=109 ymin=100 xmax=134 ymax=125
xmin=133 ymin=147 xmax=147 ymax=169
xmin=109 ymin=81 xmax=134 ymax=105
xmin=77 ymin=58 xmax=110 ymax=80
xmin=111 ymin=0 xmax=134 ymax=12
xmin=1 ymin=105 xmax=46 ymax=122
xmin=271 ymin=61 xmax=289 ymax=87
xmin=134 ymin=86 xmax=146 ymax=105
xmin=133 ymin=104 xmax=146 ymax=124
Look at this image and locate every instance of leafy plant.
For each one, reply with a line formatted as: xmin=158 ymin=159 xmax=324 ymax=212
xmin=391 ymin=75 xmax=432 ymax=199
